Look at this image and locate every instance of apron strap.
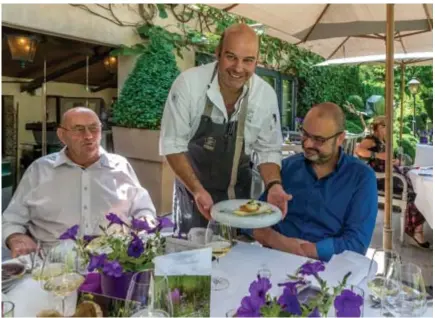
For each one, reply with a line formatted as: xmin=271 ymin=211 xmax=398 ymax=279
xmin=227 ymin=81 xmax=251 ymax=200
xmin=203 ymin=100 xmax=214 ymax=118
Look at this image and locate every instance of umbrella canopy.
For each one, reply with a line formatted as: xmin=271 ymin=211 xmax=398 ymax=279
xmin=210 ymin=4 xmax=433 ymax=59
xmin=315 ymin=52 xmax=434 ymax=66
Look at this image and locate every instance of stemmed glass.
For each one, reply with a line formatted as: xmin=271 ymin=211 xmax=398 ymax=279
xmin=204 ymin=219 xmax=235 ymax=291
xmin=382 ymin=262 xmax=427 ymax=317
xmin=366 ymin=248 xmax=401 ymax=306
xmin=125 ymin=269 xmax=173 ymax=317
xmin=39 ymin=240 xmax=85 ymax=316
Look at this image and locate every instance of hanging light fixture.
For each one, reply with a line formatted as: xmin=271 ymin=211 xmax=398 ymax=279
xmin=103 ymin=56 xmax=117 ymax=74
xmin=6 ymin=34 xmax=39 ymax=68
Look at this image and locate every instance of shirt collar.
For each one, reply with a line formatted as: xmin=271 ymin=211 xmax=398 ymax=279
xmin=53 ymin=146 xmax=115 ymax=169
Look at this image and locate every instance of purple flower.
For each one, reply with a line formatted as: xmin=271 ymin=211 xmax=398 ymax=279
xmin=296 ymin=117 xmax=303 ymax=123
xmin=147 ymin=217 xmax=174 ymax=233
xmin=277 ymin=279 xmax=306 ymax=293
xmin=171 ymin=288 xmax=181 ymax=304
xmin=308 ymin=307 xmax=321 ymax=317
xmin=131 ymin=217 xmax=152 ymax=232
xmin=59 ymin=225 xmax=79 ymax=241
xmin=88 ymin=254 xmax=107 ymax=272
xmin=106 ymin=213 xmax=125 ymax=227
xmin=334 ymin=289 xmax=364 ymax=318
xmin=298 ymin=261 xmax=325 ymax=276
xmin=102 ymin=260 xmax=123 ymax=278
xmin=236 ymin=295 xmax=263 ymax=317
xmin=127 ymin=233 xmax=144 ymax=258
xmin=278 ymin=286 xmax=302 ymax=315
xmin=249 ymin=275 xmax=272 ymax=301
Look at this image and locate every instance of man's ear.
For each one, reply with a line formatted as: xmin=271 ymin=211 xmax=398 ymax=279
xmin=57 ymin=128 xmax=66 ymax=146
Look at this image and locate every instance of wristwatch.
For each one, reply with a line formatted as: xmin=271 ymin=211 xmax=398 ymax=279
xmin=265 ymin=180 xmax=282 ymax=192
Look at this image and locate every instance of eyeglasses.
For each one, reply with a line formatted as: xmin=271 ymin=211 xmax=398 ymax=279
xmin=300 ymin=128 xmax=343 ymax=146
xmin=59 ymin=124 xmax=102 ymax=135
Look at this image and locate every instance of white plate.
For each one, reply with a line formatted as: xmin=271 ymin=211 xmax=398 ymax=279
xmin=210 ymin=199 xmax=282 ymax=229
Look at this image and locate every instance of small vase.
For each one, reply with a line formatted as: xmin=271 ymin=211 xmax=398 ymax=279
xmin=100 ymin=271 xmax=136 ymax=299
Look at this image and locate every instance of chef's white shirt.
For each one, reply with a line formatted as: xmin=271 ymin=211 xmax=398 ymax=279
xmin=159 ymin=62 xmax=283 ymax=167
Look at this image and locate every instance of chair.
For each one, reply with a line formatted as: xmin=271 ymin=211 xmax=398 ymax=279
xmin=375 ymin=172 xmax=409 ymax=244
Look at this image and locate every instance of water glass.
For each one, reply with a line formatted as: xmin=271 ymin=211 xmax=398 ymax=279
xmin=382 ymin=262 xmax=427 ymax=317
xmin=1 ymin=301 xmax=14 ymax=317
xmin=366 ymin=249 xmax=401 ymax=304
xmin=125 ymin=269 xmax=173 ymax=317
xmin=257 ymin=263 xmax=272 ymax=279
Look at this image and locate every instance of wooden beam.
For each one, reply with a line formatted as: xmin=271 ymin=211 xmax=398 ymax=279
xmin=397 ymin=30 xmax=429 ymax=39
xmin=90 ymin=75 xmax=117 ymax=93
xmin=353 ymin=34 xmax=385 ymax=40
xmin=297 ymin=4 xmax=330 ymax=44
xmin=21 ymin=54 xmax=107 ymax=93
xmin=17 ymin=53 xmax=83 ymax=79
xmin=405 ymin=58 xmax=432 ymax=65
xmin=327 ymin=36 xmax=350 ymax=59
xmin=223 ymin=4 xmax=238 ymax=12
xmin=397 ymin=32 xmax=407 ymax=53
xmin=423 ymin=4 xmax=433 ymax=31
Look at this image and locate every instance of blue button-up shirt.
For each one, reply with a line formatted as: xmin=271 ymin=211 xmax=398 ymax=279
xmin=262 ymin=149 xmax=378 ymax=261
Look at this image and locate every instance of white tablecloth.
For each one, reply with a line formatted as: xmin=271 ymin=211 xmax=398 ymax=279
xmin=5 ymin=243 xmax=433 ymax=317
xmin=415 ymin=144 xmax=433 ymax=167
xmin=408 ymin=169 xmax=433 ymax=228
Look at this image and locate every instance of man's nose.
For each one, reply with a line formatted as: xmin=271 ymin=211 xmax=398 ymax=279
xmin=234 ymin=59 xmax=243 ymax=72
xmin=303 ymin=137 xmax=315 ymax=149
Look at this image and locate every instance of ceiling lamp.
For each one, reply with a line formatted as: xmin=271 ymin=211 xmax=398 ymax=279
xmin=6 ymin=34 xmax=39 ymax=68
xmin=103 ymin=56 xmax=117 ymax=74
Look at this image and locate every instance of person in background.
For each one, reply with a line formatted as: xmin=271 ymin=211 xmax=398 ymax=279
xmin=250 ymin=102 xmax=378 ymax=261
xmin=356 ymin=115 xmax=430 ymax=248
xmin=3 ymin=107 xmax=156 ymax=258
xmin=160 ymin=23 xmax=291 ymax=236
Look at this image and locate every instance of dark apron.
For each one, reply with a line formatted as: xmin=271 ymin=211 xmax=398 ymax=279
xmin=173 ymin=67 xmax=252 ymax=235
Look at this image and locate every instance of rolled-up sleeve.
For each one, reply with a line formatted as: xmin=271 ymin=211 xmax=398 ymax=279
xmin=252 ymin=88 xmax=283 ymax=167
xmin=315 ymin=170 xmax=378 ymax=261
xmin=2 ymin=165 xmax=35 ymax=247
xmin=159 ymin=73 xmax=193 ymax=156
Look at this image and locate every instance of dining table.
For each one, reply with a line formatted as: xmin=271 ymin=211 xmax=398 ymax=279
xmin=407 ymin=168 xmax=433 ymax=229
xmin=4 ymin=242 xmax=433 ymax=317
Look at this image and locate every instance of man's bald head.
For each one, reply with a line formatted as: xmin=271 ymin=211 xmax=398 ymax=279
xmin=61 ymin=107 xmax=100 ymax=127
xmin=216 ymin=23 xmax=259 ymax=56
xmin=308 ymin=102 xmax=346 ymax=132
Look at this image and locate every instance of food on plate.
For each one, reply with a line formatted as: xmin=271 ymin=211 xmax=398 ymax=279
xmin=2 ymin=262 xmax=25 ymax=280
xmin=233 ymin=200 xmax=273 ymax=216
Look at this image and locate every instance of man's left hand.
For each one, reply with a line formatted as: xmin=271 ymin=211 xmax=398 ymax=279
xmin=267 ymin=184 xmax=292 ymax=218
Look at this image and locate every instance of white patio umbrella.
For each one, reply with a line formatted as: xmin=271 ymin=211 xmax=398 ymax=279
xmin=209 ymin=3 xmax=433 ymax=249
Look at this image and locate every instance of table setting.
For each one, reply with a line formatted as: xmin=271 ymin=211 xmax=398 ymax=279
xmin=2 ymin=200 xmax=433 ymax=317
xmin=407 ymin=166 xmax=433 ymax=228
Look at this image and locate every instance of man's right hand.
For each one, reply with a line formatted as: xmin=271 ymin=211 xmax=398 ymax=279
xmin=193 ymin=188 xmax=214 ymax=220
xmin=6 ymin=233 xmax=37 ymax=258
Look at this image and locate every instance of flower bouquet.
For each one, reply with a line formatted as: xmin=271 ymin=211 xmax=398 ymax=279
xmin=59 ymin=213 xmax=173 ymax=299
xmin=235 ymin=260 xmax=364 ymax=317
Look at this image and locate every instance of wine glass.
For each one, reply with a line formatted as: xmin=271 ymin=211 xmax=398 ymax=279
xmin=125 ymin=269 xmax=173 ymax=317
xmin=366 ymin=249 xmax=401 ymax=305
xmin=40 ymin=240 xmax=85 ymax=316
xmin=204 ymin=219 xmax=235 ymax=291
xmin=382 ymin=262 xmax=427 ymax=317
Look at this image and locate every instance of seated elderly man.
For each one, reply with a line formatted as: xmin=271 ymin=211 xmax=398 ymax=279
xmin=3 ymin=107 xmax=156 ymax=258
xmin=252 ymin=102 xmax=378 ymax=261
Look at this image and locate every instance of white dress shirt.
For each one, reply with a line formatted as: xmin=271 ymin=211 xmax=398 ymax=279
xmin=2 ymin=147 xmax=156 ymax=247
xmin=159 ymin=62 xmax=283 ymax=166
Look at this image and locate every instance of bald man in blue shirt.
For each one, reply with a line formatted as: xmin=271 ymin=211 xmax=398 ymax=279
xmin=253 ymin=102 xmax=378 ymax=261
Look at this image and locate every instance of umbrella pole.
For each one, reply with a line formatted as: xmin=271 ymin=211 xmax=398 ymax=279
xmin=399 ymin=62 xmax=405 ymax=161
xmin=383 ymin=4 xmax=395 ymax=250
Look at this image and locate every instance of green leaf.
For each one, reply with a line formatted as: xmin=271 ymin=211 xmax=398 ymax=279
xmin=157 ymin=4 xmax=168 ymax=19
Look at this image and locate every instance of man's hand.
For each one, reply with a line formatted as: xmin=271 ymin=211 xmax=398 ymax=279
xmin=6 ymin=233 xmax=37 ymax=258
xmin=300 ymin=242 xmax=319 ymax=259
xmin=267 ymin=184 xmax=292 ymax=218
xmin=193 ymin=188 xmax=214 ymax=220
xmin=253 ymin=228 xmax=305 ymax=257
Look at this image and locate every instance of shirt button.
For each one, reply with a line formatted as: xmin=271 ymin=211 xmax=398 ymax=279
xmin=84 ymin=187 xmax=88 ymax=191
xmin=84 ymin=205 xmax=87 ymax=210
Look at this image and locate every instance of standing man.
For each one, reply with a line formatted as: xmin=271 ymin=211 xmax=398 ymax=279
xmin=160 ymin=24 xmax=291 ymax=235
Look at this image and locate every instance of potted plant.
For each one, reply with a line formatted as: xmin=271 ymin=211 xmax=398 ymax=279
xmin=111 ymin=24 xmax=181 ymax=216
xmin=59 ymin=213 xmax=173 ymax=299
